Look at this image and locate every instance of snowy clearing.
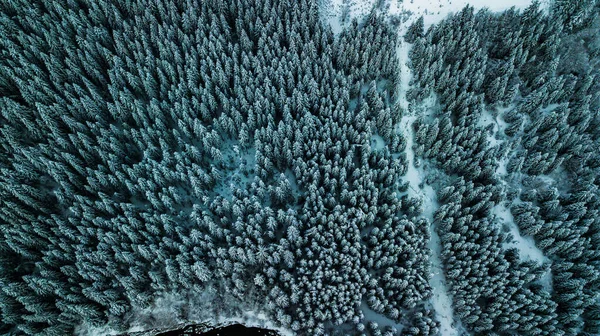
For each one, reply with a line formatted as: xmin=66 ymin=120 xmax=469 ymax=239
xmin=321 ymin=0 xmax=377 ymax=35
xmin=396 ymin=39 xmax=412 ymax=112
xmin=77 ymin=293 xmax=294 ymax=336
xmin=398 ymin=116 xmax=419 ymax=198
xmin=493 ymin=200 xmax=553 ymax=292
xmin=370 ymin=134 xmax=387 ymax=150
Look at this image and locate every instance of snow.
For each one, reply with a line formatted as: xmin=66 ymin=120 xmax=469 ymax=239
xmin=76 ymin=291 xmax=294 ymax=336
xmin=397 ymin=39 xmax=412 ymax=112
xmin=395 ymin=39 xmax=459 ymax=335
xmin=389 ymin=0 xmax=550 ymax=32
xmin=394 ymin=16 xmax=461 ymax=335
xmin=75 ymin=324 xmax=120 ymax=336
xmin=398 ymin=117 xmax=420 ymax=197
xmin=360 ymin=302 xmax=405 ymax=333
xmin=494 ymin=200 xmax=552 ymax=291
xmin=319 ymin=1 xmax=553 ymax=334
xmin=395 ymin=37 xmax=420 ymax=199
xmin=496 ymin=157 xmax=508 ymax=177
xmin=539 ymin=267 xmax=553 ymax=292
xmin=495 ymin=105 xmax=513 ymax=136
xmin=490 ymin=106 xmax=549 ymax=274
xmin=494 ymin=201 xmax=547 ymax=263
xmin=210 ymin=311 xmax=294 ymax=336
xmin=478 ymin=108 xmax=501 ymax=146
xmin=397 ymin=113 xmax=459 ymax=335
xmin=323 ymin=0 xmax=550 ymax=37
xmin=540 ymin=103 xmax=561 ymax=115
xmin=370 ymin=134 xmax=387 ymax=150
xmin=422 ymin=184 xmax=462 ymax=336
xmin=321 ymin=0 xmax=377 ymax=35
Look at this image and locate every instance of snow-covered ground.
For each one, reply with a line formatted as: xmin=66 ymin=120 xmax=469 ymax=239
xmin=396 ymin=39 xmax=412 ymax=112
xmin=77 ymin=292 xmax=294 ymax=336
xmin=395 ymin=36 xmax=459 ymax=334
xmin=478 ymin=109 xmax=503 ymax=148
xmin=323 ymin=0 xmax=550 ymax=37
xmin=397 ymin=111 xmax=459 ymax=335
xmin=399 ymin=117 xmax=418 ymax=196
xmin=423 ymin=185 xmax=461 ymax=336
xmin=388 ymin=0 xmax=550 ymax=30
xmin=360 ymin=302 xmax=405 ymax=333
xmin=494 ymin=202 xmax=547 ymax=262
xmin=321 ymin=0 xmax=377 ymax=34
xmin=370 ymin=134 xmax=387 ymax=150
xmin=486 ymin=106 xmax=550 ymax=278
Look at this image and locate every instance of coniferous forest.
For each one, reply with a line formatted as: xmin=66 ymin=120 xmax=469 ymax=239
xmin=0 ymin=0 xmax=599 ymax=335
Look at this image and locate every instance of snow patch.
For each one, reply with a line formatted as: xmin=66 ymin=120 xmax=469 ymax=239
xmin=398 ymin=116 xmax=420 ymax=198
xmin=495 ymin=105 xmax=512 ymax=136
xmin=370 ymin=134 xmax=387 ymax=150
xmin=539 ymin=267 xmax=553 ymax=293
xmin=321 ymin=0 xmax=377 ymax=35
xmin=397 ymin=39 xmax=412 ymax=112
xmin=75 ymin=324 xmax=120 ymax=336
xmin=360 ymin=302 xmax=405 ymax=333
xmin=494 ymin=202 xmax=547 ymax=263
xmin=478 ymin=108 xmax=496 ymax=130
xmin=396 ymin=33 xmax=419 ymax=198
xmin=496 ymin=157 xmax=508 ymax=177
xmin=396 ymin=139 xmax=459 ymax=336
xmin=495 ymin=200 xmax=552 ymax=292
xmin=77 ymin=290 xmax=293 ymax=336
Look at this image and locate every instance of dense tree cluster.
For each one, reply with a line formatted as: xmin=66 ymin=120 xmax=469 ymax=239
xmin=434 ymin=177 xmax=558 ymax=334
xmin=2 ymin=0 xmax=599 ymax=335
xmin=409 ymin=0 xmax=600 ymax=335
xmin=0 ymin=0 xmax=435 ymax=335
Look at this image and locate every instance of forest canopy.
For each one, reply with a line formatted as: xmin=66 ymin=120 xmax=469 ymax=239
xmin=0 ymin=0 xmax=599 ymax=335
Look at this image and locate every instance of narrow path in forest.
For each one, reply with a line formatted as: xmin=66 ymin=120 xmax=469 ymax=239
xmin=396 ymin=38 xmax=459 ymax=336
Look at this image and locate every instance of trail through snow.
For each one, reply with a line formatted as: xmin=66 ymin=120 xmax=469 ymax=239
xmin=397 ymin=116 xmax=459 ymax=335
xmin=396 ymin=38 xmax=459 ymax=336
